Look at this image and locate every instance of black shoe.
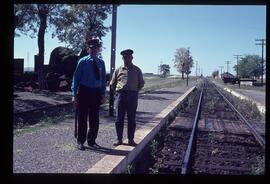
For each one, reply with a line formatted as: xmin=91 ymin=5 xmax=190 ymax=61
xmin=88 ymin=142 xmax=101 ymax=148
xmin=77 ymin=144 xmax=85 ymax=150
xmin=128 ymin=140 xmax=137 ymax=146
xmin=113 ymin=140 xmax=123 ymax=146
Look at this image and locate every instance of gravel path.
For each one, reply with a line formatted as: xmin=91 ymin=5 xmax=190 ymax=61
xmin=13 ymin=80 xmax=198 ymax=173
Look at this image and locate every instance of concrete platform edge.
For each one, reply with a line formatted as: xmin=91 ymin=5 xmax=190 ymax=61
xmin=86 ymin=86 xmax=196 ymax=174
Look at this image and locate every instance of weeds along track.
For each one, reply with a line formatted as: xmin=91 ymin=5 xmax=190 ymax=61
xmin=133 ymin=78 xmax=265 ymax=174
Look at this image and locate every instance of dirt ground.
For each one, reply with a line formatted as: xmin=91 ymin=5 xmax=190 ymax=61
xmin=13 ymin=90 xmax=72 ymax=113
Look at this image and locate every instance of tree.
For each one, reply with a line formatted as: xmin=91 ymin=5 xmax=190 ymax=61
xmin=14 ymin=4 xmax=113 ymax=89
xmin=51 ymin=4 xmax=112 ymax=54
xmin=233 ymin=55 xmax=263 ymax=79
xmin=14 ymin=4 xmax=68 ymax=89
xmin=159 ymin=64 xmax=170 ymax=78
xmin=212 ymin=70 xmax=219 ymax=78
xmin=173 ymin=48 xmax=193 ymax=79
xmin=14 ymin=4 xmax=38 ymax=37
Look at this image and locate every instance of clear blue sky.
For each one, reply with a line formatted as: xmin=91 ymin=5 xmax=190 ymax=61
xmin=14 ymin=5 xmax=266 ymax=76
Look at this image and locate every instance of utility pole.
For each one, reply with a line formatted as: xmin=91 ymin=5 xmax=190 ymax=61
xmin=225 ymin=61 xmax=231 ymax=74
xmin=234 ymin=55 xmax=242 ymax=88
xmin=255 ymin=38 xmax=266 ymax=86
xmin=159 ymin=60 xmax=162 ymax=76
xmin=186 ymin=47 xmax=190 ymax=86
xmin=195 ymin=60 xmax=197 ymax=81
xmin=109 ymin=4 xmax=117 ymax=117
xmin=219 ymin=66 xmax=223 ymax=78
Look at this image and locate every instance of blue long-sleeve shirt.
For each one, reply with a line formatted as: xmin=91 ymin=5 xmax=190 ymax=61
xmin=71 ymin=55 xmax=106 ymax=96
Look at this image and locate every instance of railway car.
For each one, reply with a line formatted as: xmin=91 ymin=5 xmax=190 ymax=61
xmin=221 ymin=72 xmax=237 ymax=84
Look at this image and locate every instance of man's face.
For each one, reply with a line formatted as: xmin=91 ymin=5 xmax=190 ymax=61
xmin=122 ymin=54 xmax=133 ymax=64
xmin=87 ymin=46 xmax=100 ymax=56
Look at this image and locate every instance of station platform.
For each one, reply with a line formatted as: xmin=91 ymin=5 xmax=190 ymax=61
xmin=13 ymin=80 xmax=197 ymax=173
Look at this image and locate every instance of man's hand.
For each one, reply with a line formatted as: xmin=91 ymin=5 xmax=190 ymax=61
xmin=72 ymin=96 xmax=78 ymax=106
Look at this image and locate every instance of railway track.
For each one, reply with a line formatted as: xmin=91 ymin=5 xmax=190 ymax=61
xmin=143 ymin=78 xmax=265 ymax=174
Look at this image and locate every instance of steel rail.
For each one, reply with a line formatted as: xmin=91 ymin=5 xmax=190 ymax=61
xmin=210 ymin=80 xmax=265 ymax=149
xmin=181 ymin=85 xmax=204 ymax=174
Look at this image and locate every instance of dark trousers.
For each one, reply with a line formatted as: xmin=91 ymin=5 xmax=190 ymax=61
xmin=77 ymin=84 xmax=101 ymax=145
xmin=115 ymin=90 xmax=138 ymax=141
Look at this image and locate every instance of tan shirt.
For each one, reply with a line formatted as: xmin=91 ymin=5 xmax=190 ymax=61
xmin=110 ymin=64 xmax=144 ymax=92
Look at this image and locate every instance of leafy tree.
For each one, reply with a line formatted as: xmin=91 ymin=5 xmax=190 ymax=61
xmin=51 ymin=4 xmax=112 ymax=54
xmin=173 ymin=48 xmax=193 ymax=79
xmin=14 ymin=4 xmax=38 ymax=37
xmin=14 ymin=4 xmax=68 ymax=89
xmin=14 ymin=4 xmax=113 ymax=89
xmin=159 ymin=64 xmax=170 ymax=78
xmin=233 ymin=55 xmax=264 ymax=79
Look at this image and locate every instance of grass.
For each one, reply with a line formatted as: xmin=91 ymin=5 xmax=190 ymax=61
xmin=141 ymin=77 xmax=195 ymax=94
xmin=13 ymin=118 xmax=59 ymax=137
xmin=54 ymin=143 xmax=75 ymax=151
xmin=149 ymin=139 xmax=159 ymax=159
xmin=221 ymin=88 xmax=264 ymax=122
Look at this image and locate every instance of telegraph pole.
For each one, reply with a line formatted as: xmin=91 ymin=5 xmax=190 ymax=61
xmin=233 ymin=55 xmax=242 ymax=88
xmin=225 ymin=61 xmax=231 ymax=74
xmin=219 ymin=66 xmax=223 ymax=78
xmin=186 ymin=47 xmax=190 ymax=86
xmin=109 ymin=4 xmax=117 ymax=117
xmin=255 ymin=39 xmax=266 ymax=86
xmin=195 ymin=60 xmax=197 ymax=81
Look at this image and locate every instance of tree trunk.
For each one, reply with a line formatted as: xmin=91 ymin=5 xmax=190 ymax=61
xmin=181 ymin=72 xmax=184 ymax=79
xmin=37 ymin=6 xmax=48 ymax=90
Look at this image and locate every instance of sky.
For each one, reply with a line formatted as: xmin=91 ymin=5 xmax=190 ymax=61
xmin=14 ymin=5 xmax=266 ymax=76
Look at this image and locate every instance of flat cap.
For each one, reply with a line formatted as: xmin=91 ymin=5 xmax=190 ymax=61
xmin=86 ymin=39 xmax=101 ymax=48
xmin=120 ymin=49 xmax=133 ymax=56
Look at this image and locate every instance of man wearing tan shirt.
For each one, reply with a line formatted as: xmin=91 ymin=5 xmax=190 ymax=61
xmin=110 ymin=49 xmax=144 ymax=146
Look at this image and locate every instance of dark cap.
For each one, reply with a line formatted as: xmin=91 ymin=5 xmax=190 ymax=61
xmin=120 ymin=49 xmax=134 ymax=56
xmin=86 ymin=39 xmax=101 ymax=48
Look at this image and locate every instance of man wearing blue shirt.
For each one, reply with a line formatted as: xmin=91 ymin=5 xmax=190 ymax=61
xmin=71 ymin=39 xmax=106 ymax=150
